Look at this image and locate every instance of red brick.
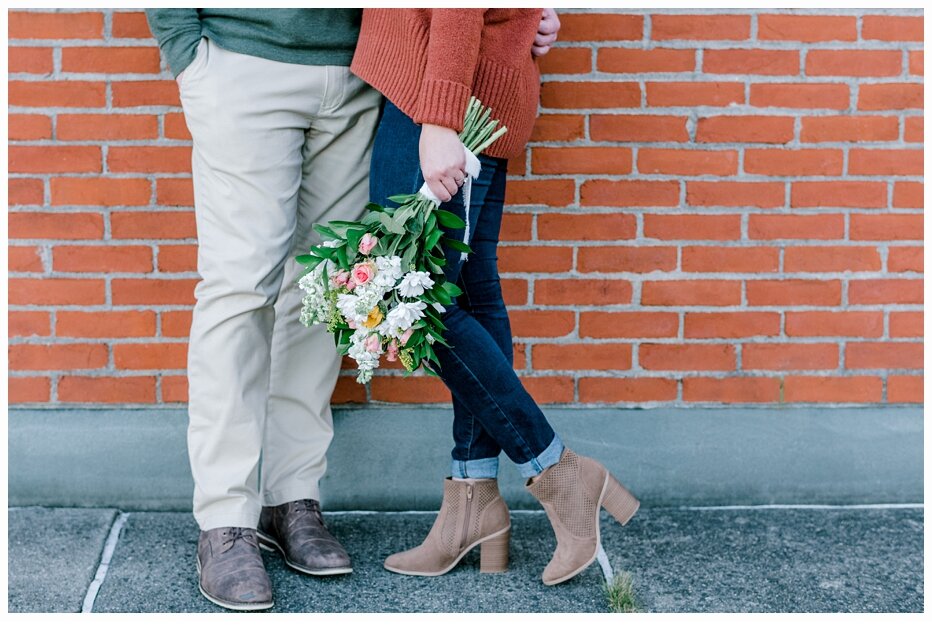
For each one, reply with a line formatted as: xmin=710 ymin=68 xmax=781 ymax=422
xmin=904 ymin=116 xmax=922 ymax=142
xmin=758 ymin=15 xmax=856 ymax=42
xmin=591 ymin=115 xmax=689 ymax=142
xmin=9 ymin=212 xmax=103 ymax=240
xmin=53 ymin=245 xmax=153 ymax=272
xmin=10 ymin=279 xmax=105 ymax=305
xmin=581 ymin=180 xmax=680 ymax=208
xmin=558 ymin=14 xmax=643 ymax=41
xmin=537 ymin=213 xmax=636 ymax=241
xmin=534 ymin=279 xmax=632 ymax=306
xmin=598 ymin=48 xmax=695 ymax=73
xmin=745 ymin=149 xmax=843 ymax=176
xmin=62 ymin=47 xmax=161 ymax=73
xmin=783 ymin=246 xmax=881 ymax=272
xmin=862 ymin=15 xmax=923 ymax=41
xmin=848 ymin=149 xmax=923 ymax=176
xmin=9 ymin=47 xmax=53 ymax=73
xmin=686 ymin=182 xmax=785 ymax=208
xmin=114 ymin=343 xmax=188 ymax=369
xmin=112 ymin=279 xmax=198 ymax=305
xmin=696 ymin=116 xmax=795 ymax=143
xmin=9 ymin=343 xmax=108 ymax=370
xmin=703 ymin=49 xmax=799 ymax=75
xmin=647 ymin=82 xmax=744 ymax=107
xmin=51 ymin=178 xmax=151 ymax=206
xmin=59 ymin=376 xmax=156 ymax=404
xmin=164 ymin=112 xmax=192 ymax=140
xmin=642 ymin=281 xmax=742 ymax=306
xmin=111 ymin=211 xmax=197 ymax=239
xmin=161 ymin=375 xmax=189 ymax=403
xmin=800 ymin=116 xmax=899 ymax=142
xmin=9 ymin=81 xmax=105 ymax=107
xmin=744 ymin=343 xmax=838 ymax=370
xmin=639 ymin=149 xmax=737 ymax=176
xmin=8 ymin=114 xmax=52 ymax=140
xmin=505 ymin=180 xmax=575 ymax=207
xmin=682 ymin=246 xmax=779 ymax=272
xmin=748 ymin=213 xmax=844 ymax=240
xmin=791 ymin=181 xmax=886 ymax=208
xmin=500 ymin=214 xmax=533 ymax=241
xmin=533 ymin=343 xmax=632 ymax=371
xmin=521 ymin=377 xmax=575 ymax=404
xmin=57 ymin=114 xmax=159 ymax=140
xmin=784 ymin=376 xmax=882 ymax=403
xmin=112 ymin=80 xmax=181 ymax=107
xmin=502 ymin=279 xmax=528 ymax=306
xmin=9 ymin=146 xmax=102 ymax=174
xmin=579 ymin=377 xmax=677 ymax=403
xmin=785 ymin=311 xmax=883 ymax=338
xmin=683 ymin=377 xmax=781 ymax=403
xmin=893 ymin=182 xmax=923 ymax=209
xmin=889 ymin=311 xmax=922 ymax=338
xmin=580 ymin=311 xmax=679 ymax=339
xmin=684 ymin=312 xmax=781 ymax=339
xmin=9 ymin=246 xmax=43 ymax=272
xmin=158 ymin=245 xmax=198 ymax=272
xmin=530 ymin=115 xmax=585 ymax=142
xmin=9 ymin=311 xmax=51 ymax=337
xmin=651 ymin=14 xmax=749 ymax=40
xmin=644 ymin=213 xmax=741 ymax=240
xmin=887 ymin=375 xmax=922 ymax=403
xmin=57 ymin=310 xmax=156 ymax=338
xmin=508 ymin=158 xmax=526 ymax=177
xmin=578 ymin=246 xmax=677 ymax=273
xmin=747 ymin=279 xmax=841 ymax=306
xmin=850 ymin=214 xmax=922 ymax=241
xmin=750 ymin=83 xmax=849 ymax=109
xmin=162 ymin=311 xmax=194 ymax=338
xmin=9 ymin=377 xmax=51 ymax=403
xmin=909 ymin=51 xmax=923 ymax=76
xmin=331 ymin=376 xmax=365 ymax=404
xmin=156 ymin=179 xmax=194 ymax=206
xmin=640 ymin=343 xmax=736 ymax=371
xmin=538 ymin=47 xmax=591 ymax=74
xmin=108 ymin=146 xmax=191 ymax=173
xmin=509 ymin=310 xmax=576 ymax=338
xmin=112 ymin=12 xmax=153 ymax=38
xmin=849 ymin=279 xmax=922 ymax=305
xmin=541 ymin=81 xmax=640 ymax=108
xmin=808 ymin=49 xmax=902 ymax=77
xmin=858 ymin=84 xmax=923 ymax=111
xmin=9 ymin=11 xmax=103 ymax=39
xmin=888 ymin=246 xmax=922 ymax=272
xmin=9 ymin=179 xmax=44 ymax=205
xmin=533 ymin=147 xmax=632 ymax=175
xmin=847 ymin=342 xmax=922 ymax=369
xmin=499 ymin=246 xmax=573 ymax=272
xmin=369 ymin=376 xmax=451 ymax=403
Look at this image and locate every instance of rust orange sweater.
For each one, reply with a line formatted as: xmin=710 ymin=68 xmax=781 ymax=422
xmin=350 ymin=8 xmax=543 ymax=159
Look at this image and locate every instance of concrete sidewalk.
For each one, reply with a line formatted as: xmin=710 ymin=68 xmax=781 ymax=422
xmin=8 ymin=506 xmax=924 ymax=613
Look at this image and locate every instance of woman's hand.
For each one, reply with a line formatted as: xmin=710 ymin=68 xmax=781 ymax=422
xmin=532 ymin=8 xmax=561 ymax=57
xmin=419 ymin=123 xmax=466 ymax=203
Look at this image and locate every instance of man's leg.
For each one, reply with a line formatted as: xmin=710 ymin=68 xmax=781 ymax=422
xmin=260 ymin=66 xmax=382 ymax=505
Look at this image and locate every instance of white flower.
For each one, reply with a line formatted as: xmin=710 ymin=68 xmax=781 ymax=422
xmin=375 ymin=256 xmax=403 ymax=285
xmin=322 ymin=239 xmax=341 ymax=248
xmin=397 ymin=271 xmax=435 ymax=298
xmin=385 ymin=300 xmax=427 ymax=333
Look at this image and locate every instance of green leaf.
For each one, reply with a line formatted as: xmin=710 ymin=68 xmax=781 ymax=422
xmin=388 ymin=193 xmax=415 ymax=204
xmin=442 ymin=281 xmax=462 ymax=297
xmin=443 ymin=238 xmax=472 ymax=254
xmin=346 ymin=228 xmax=366 ymax=252
xmin=365 ymin=202 xmax=385 ymax=213
xmin=336 ymin=245 xmax=349 ymax=269
xmin=313 ymin=224 xmax=342 ymax=241
xmin=424 ymin=227 xmax=443 ymax=251
xmin=379 ymin=213 xmax=405 ymax=235
xmin=435 ymin=209 xmax=465 ymax=229
xmin=295 ymin=254 xmax=318 ymax=265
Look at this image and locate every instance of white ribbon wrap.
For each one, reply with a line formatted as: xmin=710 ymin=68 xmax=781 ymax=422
xmin=418 ymin=142 xmax=482 ymax=261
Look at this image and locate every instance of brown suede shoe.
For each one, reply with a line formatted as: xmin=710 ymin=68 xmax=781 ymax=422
xmin=196 ymin=527 xmax=273 ymax=611
xmin=257 ymin=499 xmax=352 ymax=576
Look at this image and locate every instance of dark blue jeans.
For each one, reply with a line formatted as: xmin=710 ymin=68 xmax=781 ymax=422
xmin=369 ymin=100 xmax=563 ymax=478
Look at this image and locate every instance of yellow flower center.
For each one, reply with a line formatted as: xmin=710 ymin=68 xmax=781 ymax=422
xmin=364 ymin=306 xmax=383 ymax=328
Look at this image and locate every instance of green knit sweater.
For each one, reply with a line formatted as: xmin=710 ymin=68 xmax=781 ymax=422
xmin=145 ymin=9 xmax=362 ymax=78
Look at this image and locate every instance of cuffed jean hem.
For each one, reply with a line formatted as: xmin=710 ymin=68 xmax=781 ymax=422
xmin=451 ymin=456 xmax=500 ymax=479
xmin=196 ymin=509 xmax=262 ymax=532
xmin=261 ymin=483 xmax=322 ymax=507
xmin=514 ymin=433 xmax=565 ymax=478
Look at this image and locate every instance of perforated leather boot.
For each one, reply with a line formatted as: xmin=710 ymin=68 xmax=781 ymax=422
xmin=526 ymin=447 xmax=639 ymax=586
xmin=384 ymin=477 xmax=511 ymax=576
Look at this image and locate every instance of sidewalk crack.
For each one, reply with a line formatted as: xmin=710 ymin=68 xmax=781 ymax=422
xmin=81 ymin=511 xmax=130 ymax=613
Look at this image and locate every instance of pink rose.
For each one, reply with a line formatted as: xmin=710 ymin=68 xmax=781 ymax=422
xmin=399 ymin=328 xmax=414 ymax=346
xmin=331 ymin=270 xmax=350 ymax=288
xmin=365 ymin=334 xmax=381 ymax=353
xmin=345 ymin=279 xmax=356 ymax=291
xmin=351 ymin=262 xmax=376 ymax=286
xmin=359 ymin=233 xmax=379 ymax=255
xmin=346 ymin=319 xmax=358 ymax=329
xmin=386 ymin=340 xmax=399 ymax=362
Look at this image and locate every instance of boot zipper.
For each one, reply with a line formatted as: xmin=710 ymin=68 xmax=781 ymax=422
xmin=460 ymin=484 xmax=474 ymax=551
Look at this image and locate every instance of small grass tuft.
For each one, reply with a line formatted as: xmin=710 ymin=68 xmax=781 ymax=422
xmin=603 ymin=571 xmax=640 ymax=613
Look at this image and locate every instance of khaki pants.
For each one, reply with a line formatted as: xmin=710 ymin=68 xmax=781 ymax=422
xmin=178 ymin=37 xmax=382 ymax=530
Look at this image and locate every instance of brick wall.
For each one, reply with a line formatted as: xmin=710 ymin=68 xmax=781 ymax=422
xmin=8 ymin=9 xmax=924 ymax=407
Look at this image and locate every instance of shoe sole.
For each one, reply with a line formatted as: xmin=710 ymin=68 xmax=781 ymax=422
xmin=542 ymin=473 xmax=640 ymax=587
xmin=255 ymin=529 xmax=353 ymax=577
xmin=195 ymin=555 xmax=273 ymax=611
xmin=382 ymin=526 xmax=511 ymax=577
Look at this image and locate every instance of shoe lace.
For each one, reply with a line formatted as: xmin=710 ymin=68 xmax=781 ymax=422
xmin=292 ymin=499 xmax=324 ymax=525
xmin=220 ymin=527 xmax=255 ymax=552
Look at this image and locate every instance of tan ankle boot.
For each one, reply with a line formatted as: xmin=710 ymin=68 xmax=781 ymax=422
xmin=526 ymin=447 xmax=639 ymax=586
xmin=384 ymin=477 xmax=511 ymax=576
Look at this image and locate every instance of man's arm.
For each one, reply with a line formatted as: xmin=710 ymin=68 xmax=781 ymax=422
xmin=145 ymin=9 xmax=203 ymax=78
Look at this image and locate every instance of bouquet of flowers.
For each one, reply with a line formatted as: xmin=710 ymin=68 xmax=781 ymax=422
xmin=297 ymin=97 xmax=507 ymax=383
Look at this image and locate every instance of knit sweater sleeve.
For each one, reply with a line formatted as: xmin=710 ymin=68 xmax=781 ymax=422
xmin=413 ymin=9 xmax=486 ymax=132
xmin=145 ymin=9 xmax=203 ymax=78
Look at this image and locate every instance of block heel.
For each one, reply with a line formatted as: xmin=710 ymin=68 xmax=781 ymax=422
xmin=601 ymin=474 xmax=640 ymax=526
xmin=479 ymin=529 xmax=510 ymax=574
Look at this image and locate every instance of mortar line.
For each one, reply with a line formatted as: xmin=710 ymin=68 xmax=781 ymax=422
xmin=81 ymin=511 xmax=129 ymax=613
